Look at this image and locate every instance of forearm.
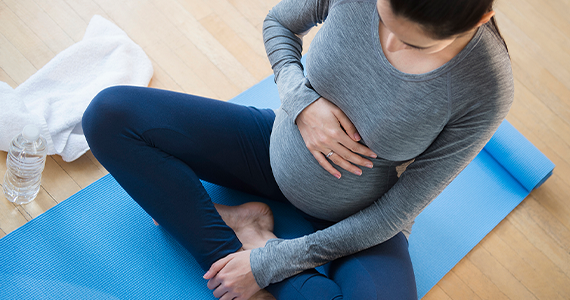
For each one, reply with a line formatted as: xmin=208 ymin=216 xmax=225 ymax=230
xmin=262 ymin=0 xmax=328 ymax=122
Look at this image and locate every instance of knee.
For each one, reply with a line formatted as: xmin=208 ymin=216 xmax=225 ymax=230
xmin=82 ymin=86 xmax=136 ymax=153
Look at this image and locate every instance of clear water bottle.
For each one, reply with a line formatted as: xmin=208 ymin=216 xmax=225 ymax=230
xmin=3 ymin=124 xmax=47 ymax=205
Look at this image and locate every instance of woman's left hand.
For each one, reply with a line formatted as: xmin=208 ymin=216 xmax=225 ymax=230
xmin=204 ymin=250 xmax=261 ymax=300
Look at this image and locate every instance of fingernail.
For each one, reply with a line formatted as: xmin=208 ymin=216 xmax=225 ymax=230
xmin=335 ymin=173 xmax=341 ymax=179
xmin=354 ymin=133 xmax=361 ymax=140
xmin=354 ymin=170 xmax=362 ymax=176
xmin=370 ymin=154 xmax=377 ymax=158
xmin=366 ymin=163 xmax=373 ymax=168
xmin=203 ymin=271 xmax=209 ymax=279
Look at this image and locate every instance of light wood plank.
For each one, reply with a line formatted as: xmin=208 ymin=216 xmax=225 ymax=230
xmin=51 ymin=154 xmax=105 ymax=189
xmin=227 ymin=0 xmax=272 ymax=29
xmin=499 ymin=19 xmax=570 ymax=127
xmin=437 ymin=270 xmax=482 ymax=300
xmin=174 ymin=0 xmax=213 ymax=21
xmin=422 ymin=284 xmax=452 ymax=300
xmin=508 ymin=202 xmax=570 ymax=278
xmin=61 ymin=0 xmax=112 ymax=23
xmin=0 ymin=191 xmax=28 ymax=235
xmin=0 ymin=1 xmax=54 ymax=69
xmin=195 ymin=0 xmax=267 ymax=58
xmin=507 ymin=84 xmax=570 ymax=168
xmin=32 ymin=0 xmax=88 ymax=42
xmin=148 ymin=0 xmax=259 ymax=91
xmin=495 ymin=218 xmax=570 ymax=297
xmin=84 ymin=150 xmax=108 ymax=176
xmin=531 ymin=176 xmax=570 ymax=231
xmin=4 ymin=0 xmax=75 ymax=54
xmin=467 ymin=243 xmax=537 ymax=300
xmin=0 ymin=66 xmax=18 ymax=88
xmin=147 ymin=58 xmax=186 ymax=93
xmin=199 ymin=13 xmax=271 ymax=81
xmin=0 ymin=23 xmax=38 ymax=85
xmin=497 ymin=0 xmax=570 ymax=58
xmin=513 ymin=79 xmax=570 ymax=151
xmin=20 ymin=186 xmax=58 ymax=219
xmin=159 ymin=24 xmax=242 ymax=99
xmin=518 ymin=196 xmax=570 ymax=252
xmin=144 ymin=40 xmax=216 ymax=98
xmin=523 ymin=0 xmax=570 ymax=39
xmin=452 ymin=257 xmax=510 ymax=300
xmin=481 ymin=224 xmax=567 ymax=300
xmin=40 ymin=156 xmax=82 ymax=203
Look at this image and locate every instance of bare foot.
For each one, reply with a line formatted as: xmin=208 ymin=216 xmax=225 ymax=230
xmin=151 ymin=202 xmax=277 ymax=249
xmin=152 ymin=203 xmax=277 ymax=300
xmin=214 ymin=203 xmax=277 ymax=300
xmin=214 ymin=202 xmax=277 ymax=250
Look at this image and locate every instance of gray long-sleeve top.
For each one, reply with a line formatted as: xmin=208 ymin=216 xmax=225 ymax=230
xmin=250 ymin=0 xmax=514 ymax=288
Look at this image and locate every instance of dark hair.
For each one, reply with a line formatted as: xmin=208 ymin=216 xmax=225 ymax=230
xmin=389 ymin=0 xmax=507 ymax=50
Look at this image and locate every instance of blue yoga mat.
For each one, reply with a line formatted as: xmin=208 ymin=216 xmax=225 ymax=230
xmin=0 ymin=74 xmax=554 ymax=299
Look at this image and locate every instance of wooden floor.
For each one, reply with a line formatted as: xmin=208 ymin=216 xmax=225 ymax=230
xmin=0 ymin=0 xmax=569 ymax=298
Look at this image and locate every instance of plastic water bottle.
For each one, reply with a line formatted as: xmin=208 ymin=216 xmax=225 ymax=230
xmin=3 ymin=124 xmax=47 ymax=205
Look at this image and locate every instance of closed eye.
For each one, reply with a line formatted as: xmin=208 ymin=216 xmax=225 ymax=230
xmin=404 ymin=43 xmax=428 ymax=51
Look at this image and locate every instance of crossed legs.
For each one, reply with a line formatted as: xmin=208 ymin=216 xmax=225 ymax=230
xmin=83 ymin=86 xmax=416 ymax=300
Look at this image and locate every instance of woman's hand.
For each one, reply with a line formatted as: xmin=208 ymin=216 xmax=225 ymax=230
xmin=204 ymin=250 xmax=260 ymax=300
xmin=296 ymin=97 xmax=377 ymax=178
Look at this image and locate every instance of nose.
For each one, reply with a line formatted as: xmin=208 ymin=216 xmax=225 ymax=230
xmin=385 ymin=33 xmax=407 ymax=52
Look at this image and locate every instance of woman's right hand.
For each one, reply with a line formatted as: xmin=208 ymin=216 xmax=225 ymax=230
xmin=296 ymin=97 xmax=377 ymax=179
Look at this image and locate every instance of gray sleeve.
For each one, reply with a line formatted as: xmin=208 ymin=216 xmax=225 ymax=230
xmin=263 ymin=0 xmax=330 ymax=122
xmin=250 ymin=73 xmax=514 ymax=288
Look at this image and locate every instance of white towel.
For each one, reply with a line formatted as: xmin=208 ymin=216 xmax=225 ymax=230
xmin=0 ymin=15 xmax=153 ymax=162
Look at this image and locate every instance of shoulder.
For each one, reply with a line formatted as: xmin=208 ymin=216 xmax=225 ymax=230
xmin=449 ymin=24 xmax=514 ymax=122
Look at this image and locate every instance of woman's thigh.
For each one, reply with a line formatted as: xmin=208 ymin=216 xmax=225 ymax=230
xmin=84 ymin=85 xmax=286 ymax=201
xmin=83 ymin=86 xmax=287 ymax=269
xmin=328 ymin=232 xmax=417 ymax=300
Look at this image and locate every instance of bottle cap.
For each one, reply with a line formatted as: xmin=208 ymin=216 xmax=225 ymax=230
xmin=22 ymin=124 xmax=41 ymax=141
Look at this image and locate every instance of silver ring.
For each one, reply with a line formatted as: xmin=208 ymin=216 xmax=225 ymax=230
xmin=326 ymin=151 xmax=334 ymax=158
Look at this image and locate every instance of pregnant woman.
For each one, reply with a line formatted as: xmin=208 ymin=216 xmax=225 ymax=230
xmin=83 ymin=0 xmax=513 ymax=299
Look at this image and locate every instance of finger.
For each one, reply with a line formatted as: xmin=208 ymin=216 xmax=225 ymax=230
xmin=219 ymin=292 xmax=235 ymax=300
xmin=312 ymin=150 xmax=342 ymax=179
xmin=213 ymin=283 xmax=230 ymax=299
xmin=204 ymin=256 xmax=232 ymax=280
xmin=207 ymin=277 xmax=221 ymax=290
xmin=152 ymin=219 xmax=159 ymax=226
xmin=326 ymin=150 xmax=363 ymax=176
xmin=335 ymin=138 xmax=375 ymax=169
xmin=339 ymin=133 xmax=377 ymax=160
xmin=332 ymin=108 xmax=361 ymax=142
xmin=331 ymin=111 xmax=377 ymax=159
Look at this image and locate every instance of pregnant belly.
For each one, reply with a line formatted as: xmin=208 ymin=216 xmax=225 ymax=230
xmin=269 ymin=110 xmax=400 ymax=222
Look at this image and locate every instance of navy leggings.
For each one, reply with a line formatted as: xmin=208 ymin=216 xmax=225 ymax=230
xmin=82 ymin=86 xmax=417 ymax=300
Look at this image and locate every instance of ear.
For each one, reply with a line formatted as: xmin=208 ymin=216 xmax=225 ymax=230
xmin=475 ymin=11 xmax=496 ymax=27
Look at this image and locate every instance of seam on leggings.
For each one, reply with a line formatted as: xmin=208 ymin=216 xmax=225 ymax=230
xmin=284 ymin=280 xmax=312 ymax=300
xmin=350 ymin=257 xmax=379 ymax=300
xmin=283 ymin=273 xmax=344 ymax=300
